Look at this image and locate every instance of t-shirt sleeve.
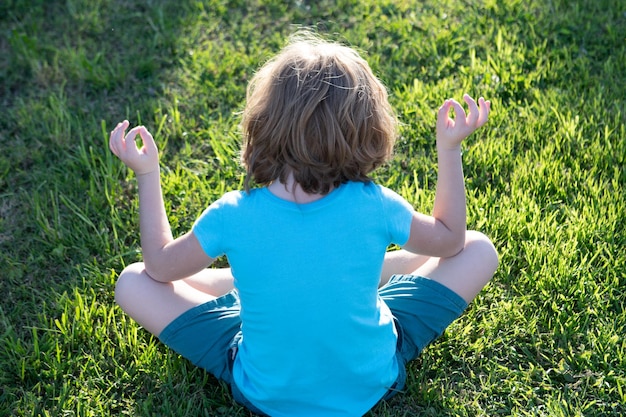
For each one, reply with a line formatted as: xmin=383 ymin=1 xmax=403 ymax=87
xmin=379 ymin=185 xmax=414 ymax=246
xmin=191 ymin=198 xmax=226 ymax=259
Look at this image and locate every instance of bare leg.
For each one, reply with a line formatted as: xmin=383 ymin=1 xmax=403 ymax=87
xmin=411 ymin=230 xmax=498 ymax=303
xmin=182 ymin=267 xmax=235 ymax=296
xmin=114 ymin=263 xmax=234 ymax=336
xmin=380 ymin=250 xmax=431 ymax=287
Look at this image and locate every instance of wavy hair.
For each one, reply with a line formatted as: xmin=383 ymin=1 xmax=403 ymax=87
xmin=241 ymin=32 xmax=398 ymax=194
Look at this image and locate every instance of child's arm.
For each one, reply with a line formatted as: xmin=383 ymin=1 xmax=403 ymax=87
xmin=109 ymin=121 xmax=213 ymax=282
xmin=403 ymin=94 xmax=490 ymax=257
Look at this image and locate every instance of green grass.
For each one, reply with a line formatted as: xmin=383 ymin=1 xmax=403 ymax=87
xmin=1 ymin=0 xmax=625 ymax=415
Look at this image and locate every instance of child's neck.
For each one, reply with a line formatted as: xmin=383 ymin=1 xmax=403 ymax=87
xmin=267 ymin=174 xmax=331 ymax=204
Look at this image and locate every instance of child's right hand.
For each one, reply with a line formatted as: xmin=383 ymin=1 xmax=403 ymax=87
xmin=436 ymin=94 xmax=490 ymax=150
xmin=109 ymin=120 xmax=160 ymax=176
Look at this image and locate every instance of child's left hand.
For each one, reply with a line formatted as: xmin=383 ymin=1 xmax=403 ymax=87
xmin=109 ymin=120 xmax=160 ymax=176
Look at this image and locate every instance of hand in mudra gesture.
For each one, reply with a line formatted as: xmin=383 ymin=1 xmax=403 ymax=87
xmin=436 ymin=94 xmax=490 ymax=150
xmin=109 ymin=120 xmax=160 ymax=176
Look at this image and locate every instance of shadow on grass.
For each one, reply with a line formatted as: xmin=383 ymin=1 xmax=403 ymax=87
xmin=0 ymin=0 xmax=249 ymax=414
xmin=1 ymin=0 xmax=193 ymax=326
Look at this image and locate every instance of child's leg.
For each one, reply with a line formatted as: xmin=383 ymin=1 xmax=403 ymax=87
xmin=379 ymin=230 xmax=498 ymax=367
xmin=114 ymin=262 xmax=234 ymax=336
xmin=182 ymin=267 xmax=235 ymax=296
xmin=380 ymin=250 xmax=430 ymax=287
xmin=381 ymin=230 xmax=498 ymax=302
xmin=410 ymin=230 xmax=498 ymax=303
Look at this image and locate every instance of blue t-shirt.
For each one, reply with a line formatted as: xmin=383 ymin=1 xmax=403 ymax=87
xmin=192 ymin=181 xmax=414 ymax=416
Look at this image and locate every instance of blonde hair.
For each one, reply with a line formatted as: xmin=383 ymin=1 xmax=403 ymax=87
xmin=241 ymin=32 xmax=398 ymax=194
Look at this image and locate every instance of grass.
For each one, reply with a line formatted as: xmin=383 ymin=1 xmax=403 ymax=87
xmin=1 ymin=0 xmax=625 ymax=415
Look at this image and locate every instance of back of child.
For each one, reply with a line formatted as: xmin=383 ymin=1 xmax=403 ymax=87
xmin=109 ymin=31 xmax=498 ymax=416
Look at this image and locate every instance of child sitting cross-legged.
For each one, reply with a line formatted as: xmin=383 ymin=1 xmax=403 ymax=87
xmin=109 ymin=32 xmax=498 ymax=416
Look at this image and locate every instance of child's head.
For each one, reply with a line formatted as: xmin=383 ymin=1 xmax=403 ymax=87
xmin=241 ymin=32 xmax=397 ymax=194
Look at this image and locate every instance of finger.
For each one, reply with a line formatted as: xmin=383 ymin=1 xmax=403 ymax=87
xmin=138 ymin=126 xmax=158 ymax=154
xmin=109 ymin=123 xmax=119 ymax=154
xmin=109 ymin=120 xmax=129 ymax=155
xmin=436 ymin=99 xmax=453 ymax=129
xmin=449 ymin=99 xmax=467 ymax=123
xmin=463 ymin=94 xmax=479 ymax=126
xmin=476 ymin=98 xmax=490 ymax=127
xmin=112 ymin=120 xmax=129 ymax=137
xmin=437 ymin=99 xmax=451 ymax=116
xmin=124 ymin=126 xmax=143 ymax=156
xmin=437 ymin=99 xmax=450 ymax=115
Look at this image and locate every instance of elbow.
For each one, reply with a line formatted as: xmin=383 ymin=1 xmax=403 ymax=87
xmin=442 ymin=243 xmax=464 ymax=258
xmin=143 ymin=260 xmax=170 ymax=282
xmin=441 ymin=230 xmax=466 ymax=258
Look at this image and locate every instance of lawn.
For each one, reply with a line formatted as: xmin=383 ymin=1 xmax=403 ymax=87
xmin=1 ymin=0 xmax=625 ymax=415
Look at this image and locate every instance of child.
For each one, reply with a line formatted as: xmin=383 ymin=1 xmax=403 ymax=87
xmin=109 ymin=33 xmax=497 ymax=416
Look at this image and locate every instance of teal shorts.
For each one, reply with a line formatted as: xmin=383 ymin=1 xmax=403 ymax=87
xmin=159 ymin=275 xmax=467 ymax=411
xmin=379 ymin=274 xmax=468 ymax=365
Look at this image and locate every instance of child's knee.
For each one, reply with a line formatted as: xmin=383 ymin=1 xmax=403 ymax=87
xmin=465 ymin=230 xmax=499 ymax=272
xmin=114 ymin=262 xmax=146 ymax=310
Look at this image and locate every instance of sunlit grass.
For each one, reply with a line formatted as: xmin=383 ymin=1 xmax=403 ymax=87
xmin=1 ymin=0 xmax=624 ymax=415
